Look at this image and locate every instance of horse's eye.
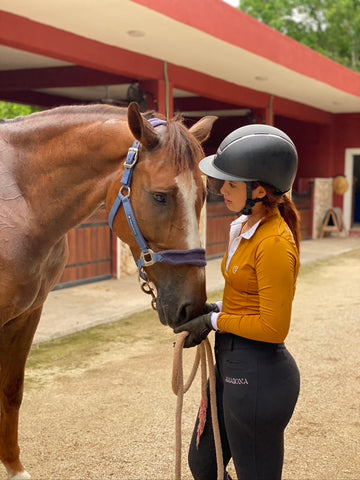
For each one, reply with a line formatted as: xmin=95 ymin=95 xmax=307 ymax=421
xmin=153 ymin=193 xmax=167 ymax=204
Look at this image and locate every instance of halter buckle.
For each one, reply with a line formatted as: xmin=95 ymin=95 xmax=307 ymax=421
xmin=124 ymin=146 xmax=139 ymax=168
xmin=141 ymin=249 xmax=156 ymax=267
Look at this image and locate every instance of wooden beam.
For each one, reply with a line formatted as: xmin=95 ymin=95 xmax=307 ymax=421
xmin=0 ymin=66 xmax=135 ymax=91
xmin=170 ymin=64 xmax=271 ymax=109
xmin=274 ymin=97 xmax=332 ymax=125
xmin=0 ymin=90 xmax=85 ymax=109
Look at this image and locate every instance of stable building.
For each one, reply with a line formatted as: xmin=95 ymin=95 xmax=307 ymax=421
xmin=1 ymin=0 xmax=360 ymax=286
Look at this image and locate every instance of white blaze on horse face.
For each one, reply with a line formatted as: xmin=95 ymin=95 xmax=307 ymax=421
xmin=175 ymin=171 xmax=201 ymax=249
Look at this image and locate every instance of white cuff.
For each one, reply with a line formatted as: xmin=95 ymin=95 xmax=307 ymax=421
xmin=215 ymin=301 xmax=223 ymax=312
xmin=211 ymin=311 xmax=221 ymax=331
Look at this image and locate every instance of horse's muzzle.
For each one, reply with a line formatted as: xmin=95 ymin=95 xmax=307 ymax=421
xmin=154 ymin=267 xmax=206 ymax=328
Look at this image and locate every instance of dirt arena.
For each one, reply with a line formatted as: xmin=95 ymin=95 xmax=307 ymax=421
xmin=12 ymin=249 xmax=360 ymax=480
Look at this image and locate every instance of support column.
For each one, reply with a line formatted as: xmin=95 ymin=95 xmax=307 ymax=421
xmin=265 ymin=95 xmax=274 ymax=125
xmin=140 ymin=76 xmax=173 ymax=118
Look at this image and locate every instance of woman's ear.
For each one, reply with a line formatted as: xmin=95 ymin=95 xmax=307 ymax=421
xmin=253 ymin=184 xmax=267 ymax=200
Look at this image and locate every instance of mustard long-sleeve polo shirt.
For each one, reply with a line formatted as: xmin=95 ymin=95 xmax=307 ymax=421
xmin=217 ymin=209 xmax=300 ymax=343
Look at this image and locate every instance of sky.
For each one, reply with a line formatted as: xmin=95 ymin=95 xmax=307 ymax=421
xmin=223 ymin=0 xmax=239 ymax=6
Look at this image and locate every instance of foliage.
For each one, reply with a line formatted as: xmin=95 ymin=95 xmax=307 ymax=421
xmin=0 ymin=101 xmax=41 ymax=119
xmin=239 ymin=0 xmax=360 ymax=71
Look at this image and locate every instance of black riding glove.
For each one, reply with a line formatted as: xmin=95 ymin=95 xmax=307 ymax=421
xmin=203 ymin=302 xmax=220 ymax=314
xmin=174 ymin=313 xmax=214 ymax=348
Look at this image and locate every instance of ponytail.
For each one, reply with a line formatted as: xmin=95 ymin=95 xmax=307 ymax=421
xmin=257 ymin=183 xmax=301 ymax=250
xmin=277 ymin=195 xmax=301 ymax=250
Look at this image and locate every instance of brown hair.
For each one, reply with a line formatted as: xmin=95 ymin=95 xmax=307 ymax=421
xmin=256 ymin=183 xmax=301 ymax=250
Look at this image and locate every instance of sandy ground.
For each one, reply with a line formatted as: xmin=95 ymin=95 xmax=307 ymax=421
xmin=8 ymin=249 xmax=360 ymax=480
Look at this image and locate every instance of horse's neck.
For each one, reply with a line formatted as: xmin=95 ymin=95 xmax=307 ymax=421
xmin=9 ymin=116 xmax=131 ymax=243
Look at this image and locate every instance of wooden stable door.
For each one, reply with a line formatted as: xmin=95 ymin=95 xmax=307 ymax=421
xmin=206 ymin=202 xmax=236 ymax=258
xmin=58 ymin=207 xmax=113 ymax=287
xmin=293 ymin=188 xmax=312 ymax=240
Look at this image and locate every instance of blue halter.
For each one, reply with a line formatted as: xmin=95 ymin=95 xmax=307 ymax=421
xmin=108 ymin=118 xmax=207 ymax=280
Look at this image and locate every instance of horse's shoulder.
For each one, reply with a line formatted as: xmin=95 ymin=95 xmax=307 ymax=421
xmin=0 ymin=227 xmax=68 ymax=313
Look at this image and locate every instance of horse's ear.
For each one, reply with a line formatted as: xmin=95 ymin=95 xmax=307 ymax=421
xmin=189 ymin=116 xmax=218 ymax=144
xmin=127 ymin=102 xmax=159 ymax=150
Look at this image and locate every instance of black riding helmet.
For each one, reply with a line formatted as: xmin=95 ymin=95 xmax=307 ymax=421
xmin=200 ymin=124 xmax=298 ymax=214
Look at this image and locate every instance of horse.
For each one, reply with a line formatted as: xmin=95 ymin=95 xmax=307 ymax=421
xmin=0 ymin=102 xmax=216 ymax=480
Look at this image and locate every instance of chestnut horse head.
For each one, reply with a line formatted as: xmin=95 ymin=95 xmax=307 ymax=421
xmin=107 ymin=104 xmax=217 ymax=328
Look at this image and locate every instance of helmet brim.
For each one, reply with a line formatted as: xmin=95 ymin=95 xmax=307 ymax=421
xmin=199 ymin=155 xmax=257 ymax=183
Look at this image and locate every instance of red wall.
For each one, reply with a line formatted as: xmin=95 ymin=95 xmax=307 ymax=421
xmin=275 ymin=116 xmax=332 ymax=190
xmin=332 ymin=114 xmax=360 ymax=158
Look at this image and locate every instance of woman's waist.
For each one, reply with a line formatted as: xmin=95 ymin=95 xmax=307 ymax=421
xmin=215 ymin=332 xmax=285 ymax=352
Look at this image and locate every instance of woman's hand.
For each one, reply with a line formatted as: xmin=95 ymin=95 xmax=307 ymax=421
xmin=203 ymin=302 xmax=220 ymax=314
xmin=174 ymin=313 xmax=214 ymax=348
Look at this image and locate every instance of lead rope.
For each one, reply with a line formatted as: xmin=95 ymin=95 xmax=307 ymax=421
xmin=172 ymin=332 xmax=224 ymax=480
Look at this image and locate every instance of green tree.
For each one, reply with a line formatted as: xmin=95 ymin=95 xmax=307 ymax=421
xmin=325 ymin=0 xmax=360 ymax=69
xmin=0 ymin=102 xmax=40 ymax=119
xmin=239 ymin=0 xmax=360 ymax=71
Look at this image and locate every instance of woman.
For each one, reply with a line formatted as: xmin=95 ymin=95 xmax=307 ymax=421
xmin=175 ymin=124 xmax=301 ymax=480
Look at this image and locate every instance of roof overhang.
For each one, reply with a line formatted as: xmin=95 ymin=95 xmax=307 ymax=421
xmin=1 ymin=0 xmax=359 ymax=115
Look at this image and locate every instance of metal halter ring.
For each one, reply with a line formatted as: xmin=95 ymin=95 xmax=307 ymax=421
xmin=119 ymin=185 xmax=130 ymax=198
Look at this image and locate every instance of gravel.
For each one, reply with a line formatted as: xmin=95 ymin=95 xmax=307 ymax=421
xmin=15 ymin=250 xmax=360 ymax=480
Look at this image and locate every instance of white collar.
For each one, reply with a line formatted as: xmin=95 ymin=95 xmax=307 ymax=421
xmin=230 ymin=214 xmax=262 ymax=239
xmin=230 ymin=214 xmax=248 ymax=228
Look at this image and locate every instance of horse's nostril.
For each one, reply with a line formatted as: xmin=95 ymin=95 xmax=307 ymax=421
xmin=179 ymin=304 xmax=190 ymax=325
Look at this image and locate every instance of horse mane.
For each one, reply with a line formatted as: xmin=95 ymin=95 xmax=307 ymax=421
xmin=160 ymin=115 xmax=204 ymax=173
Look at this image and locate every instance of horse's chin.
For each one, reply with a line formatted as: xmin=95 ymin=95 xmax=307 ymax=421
xmin=155 ymin=298 xmax=173 ymax=326
xmin=152 ymin=299 xmax=166 ymax=326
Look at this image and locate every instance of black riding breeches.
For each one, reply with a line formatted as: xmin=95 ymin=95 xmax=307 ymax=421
xmin=188 ymin=333 xmax=300 ymax=480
